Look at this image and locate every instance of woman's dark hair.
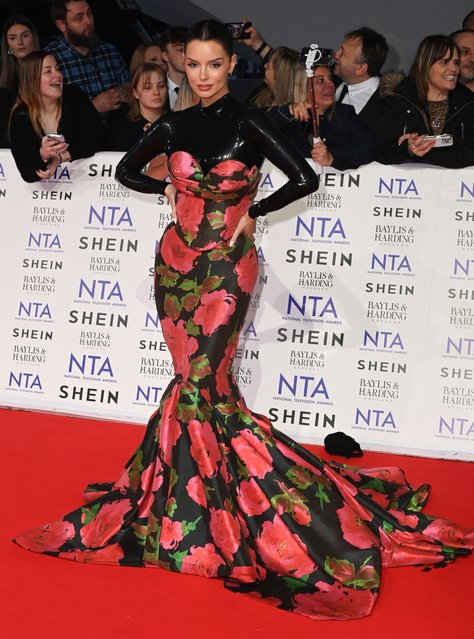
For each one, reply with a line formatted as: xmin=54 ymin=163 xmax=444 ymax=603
xmin=0 ymin=14 xmax=40 ymax=89
xmin=410 ymin=34 xmax=460 ymax=103
xmin=184 ymin=19 xmax=233 ymax=58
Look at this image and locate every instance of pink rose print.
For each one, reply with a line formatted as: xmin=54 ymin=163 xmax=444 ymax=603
xmin=160 ymin=516 xmax=184 ymax=550
xmin=237 ymin=478 xmax=271 ymax=516
xmin=423 ymin=518 xmax=474 ymax=548
xmin=160 ymin=226 xmax=201 ymax=274
xmin=336 ymin=504 xmax=378 ymax=550
xmin=231 ymin=429 xmax=273 ymax=479
xmin=168 ymin=151 xmax=200 ymax=180
xmin=139 ymin=460 xmax=164 ymax=516
xmin=181 ymin=543 xmax=226 ymax=578
xmin=177 ymin=193 xmax=205 ymax=237
xmin=193 ymin=289 xmax=237 ymax=336
xmin=15 ymin=519 xmax=75 ymax=553
xmin=255 ymin=515 xmax=316 ymax=577
xmin=209 ymin=508 xmax=241 ymax=560
xmin=161 ymin=318 xmax=198 ymax=380
xmin=186 ymin=475 xmax=208 ymax=507
xmin=210 ymin=159 xmax=248 ymax=177
xmin=229 ymin=565 xmax=257 ymax=583
xmin=293 ymin=582 xmax=376 ymax=621
xmin=189 ymin=419 xmax=222 ymax=478
xmin=221 ymin=195 xmax=252 ymax=240
xmin=215 ymin=333 xmax=238 ymax=397
xmin=80 ymin=499 xmax=132 ymax=548
xmin=59 ymin=544 xmax=124 ymax=564
xmin=234 ymin=247 xmax=258 ymax=295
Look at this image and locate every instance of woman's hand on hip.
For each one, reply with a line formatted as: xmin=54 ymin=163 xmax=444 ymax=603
xmin=229 ymin=212 xmax=256 ymax=246
xmin=164 ymin=184 xmax=177 ymax=222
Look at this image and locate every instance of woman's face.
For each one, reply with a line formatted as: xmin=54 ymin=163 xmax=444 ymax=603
xmin=428 ymin=50 xmax=460 ymax=98
xmin=307 ymin=66 xmax=335 ymax=112
xmin=7 ymin=23 xmax=35 ymax=59
xmin=185 ymin=39 xmax=236 ymax=106
xmin=133 ymin=70 xmax=168 ymax=112
xmin=39 ymin=55 xmax=63 ymax=102
xmin=143 ymin=45 xmax=166 ymax=71
xmin=264 ymin=58 xmax=276 ymax=93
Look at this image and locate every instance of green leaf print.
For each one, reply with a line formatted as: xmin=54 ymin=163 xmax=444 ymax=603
xmin=155 ymin=264 xmax=180 ymax=288
xmin=182 ymin=292 xmax=200 ymax=312
xmin=169 ymin=550 xmax=188 ymax=571
xmin=207 ymin=210 xmax=225 ymax=229
xmin=189 ymin=355 xmax=211 ymax=381
xmin=178 ymin=278 xmax=197 ymax=292
xmin=165 ymin=498 xmax=177 ymax=517
xmin=170 ymin=468 xmax=179 ymax=491
xmin=181 ymin=516 xmax=202 ymax=536
xmin=81 ymin=502 xmax=101 ymax=525
xmin=315 ymin=482 xmax=330 ymax=510
xmin=199 ymin=275 xmax=224 ymax=295
xmin=186 ymin=318 xmax=200 ymax=336
xmin=164 ymin=294 xmax=182 ymax=321
xmin=282 ymin=575 xmax=309 ymax=591
xmin=286 ymin=466 xmax=313 ymax=490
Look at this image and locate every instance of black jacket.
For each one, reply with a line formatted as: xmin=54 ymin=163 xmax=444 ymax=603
xmin=376 ymin=75 xmax=474 ymax=167
xmin=10 ymin=84 xmax=105 ymax=182
xmin=266 ymin=103 xmax=376 ymax=170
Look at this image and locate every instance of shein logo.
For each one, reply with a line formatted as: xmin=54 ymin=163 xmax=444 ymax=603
xmin=68 ymin=354 xmax=114 ymax=377
xmin=278 ymin=374 xmax=329 ymax=399
xmin=18 ymin=301 xmax=52 ymax=319
xmin=295 ymin=216 xmax=346 ymax=239
xmin=78 ymin=279 xmax=123 ymax=301
xmin=378 ymin=178 xmax=419 ymax=196
xmin=371 ymin=253 xmax=411 ymax=272
xmin=286 ymin=294 xmax=337 ymax=319
xmin=363 ymin=330 xmax=404 ymax=350
xmin=88 ymin=205 xmax=133 ymax=227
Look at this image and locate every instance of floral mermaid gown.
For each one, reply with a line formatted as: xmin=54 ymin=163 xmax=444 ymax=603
xmin=14 ymin=94 xmax=473 ymax=621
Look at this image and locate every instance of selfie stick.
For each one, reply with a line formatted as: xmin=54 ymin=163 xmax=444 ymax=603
xmin=303 ymin=44 xmax=323 ymax=175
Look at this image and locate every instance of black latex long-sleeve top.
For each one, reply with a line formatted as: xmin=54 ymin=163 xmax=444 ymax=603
xmin=115 ymin=93 xmax=318 ymax=218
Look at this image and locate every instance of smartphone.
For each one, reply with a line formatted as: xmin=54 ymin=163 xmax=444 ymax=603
xmin=424 ymin=134 xmax=453 ymax=147
xmin=47 ymin=133 xmax=64 ymax=142
xmin=225 ymin=22 xmax=251 ymax=40
xmin=300 ymin=46 xmax=334 ymax=68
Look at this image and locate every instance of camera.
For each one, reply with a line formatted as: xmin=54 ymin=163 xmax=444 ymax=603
xmin=225 ymin=22 xmax=251 ymax=40
xmin=300 ymin=45 xmax=334 ymax=74
xmin=424 ymin=134 xmax=453 ymax=147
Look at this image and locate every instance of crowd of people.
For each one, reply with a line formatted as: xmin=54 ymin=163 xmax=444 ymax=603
xmin=0 ymin=0 xmax=473 ymax=181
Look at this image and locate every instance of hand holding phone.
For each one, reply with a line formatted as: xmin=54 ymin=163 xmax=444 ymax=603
xmin=226 ymin=22 xmax=252 ymax=40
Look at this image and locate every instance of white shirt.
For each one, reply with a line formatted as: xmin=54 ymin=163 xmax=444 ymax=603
xmin=167 ymin=76 xmax=180 ymax=110
xmin=335 ymin=76 xmax=380 ymax=114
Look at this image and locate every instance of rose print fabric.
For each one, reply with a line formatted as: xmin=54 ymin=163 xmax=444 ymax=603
xmin=14 ymin=154 xmax=474 ymax=621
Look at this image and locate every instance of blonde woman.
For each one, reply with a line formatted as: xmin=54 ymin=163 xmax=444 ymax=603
xmin=9 ymin=51 xmax=104 ymax=182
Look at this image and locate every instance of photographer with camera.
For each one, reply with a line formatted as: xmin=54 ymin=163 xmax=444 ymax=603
xmin=376 ymin=34 xmax=474 ymax=168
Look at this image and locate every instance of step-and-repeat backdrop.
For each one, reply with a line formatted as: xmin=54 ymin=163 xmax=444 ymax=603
xmin=1 ymin=151 xmax=472 ymax=460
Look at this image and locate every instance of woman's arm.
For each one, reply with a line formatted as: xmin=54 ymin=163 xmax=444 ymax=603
xmin=115 ymin=116 xmax=170 ymax=194
xmin=244 ymin=109 xmax=318 ymax=218
xmin=10 ymin=111 xmax=48 ymax=183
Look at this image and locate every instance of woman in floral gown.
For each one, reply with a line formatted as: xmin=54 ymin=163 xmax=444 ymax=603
xmin=14 ymin=20 xmax=473 ymax=621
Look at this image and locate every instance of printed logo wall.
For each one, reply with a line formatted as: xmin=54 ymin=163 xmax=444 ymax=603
xmin=0 ymin=151 xmax=472 ymax=460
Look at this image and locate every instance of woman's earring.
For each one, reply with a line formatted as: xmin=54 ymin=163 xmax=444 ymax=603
xmin=8 ymin=49 xmax=13 ymax=55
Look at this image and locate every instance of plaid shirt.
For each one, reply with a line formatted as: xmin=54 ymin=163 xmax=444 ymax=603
xmin=45 ymin=35 xmax=129 ymax=99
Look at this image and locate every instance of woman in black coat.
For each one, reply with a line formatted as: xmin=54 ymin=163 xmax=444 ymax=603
xmin=376 ymin=35 xmax=474 ymax=168
xmin=9 ymin=51 xmax=105 ymax=182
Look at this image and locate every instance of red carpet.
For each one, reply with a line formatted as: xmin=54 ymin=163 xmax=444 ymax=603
xmin=1 ymin=407 xmax=473 ymax=639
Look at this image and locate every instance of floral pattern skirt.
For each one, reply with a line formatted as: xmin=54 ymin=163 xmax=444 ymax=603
xmin=14 ymin=224 xmax=474 ymax=621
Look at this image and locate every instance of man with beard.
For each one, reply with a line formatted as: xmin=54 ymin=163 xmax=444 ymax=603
xmin=46 ymin=0 xmax=129 ymax=117
xmin=451 ymin=30 xmax=474 ymax=92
